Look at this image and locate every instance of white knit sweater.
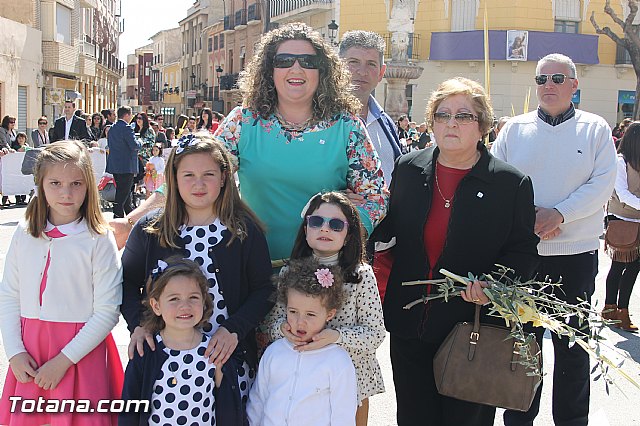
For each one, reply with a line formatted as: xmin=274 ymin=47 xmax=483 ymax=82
xmin=491 ymin=110 xmax=616 ymax=256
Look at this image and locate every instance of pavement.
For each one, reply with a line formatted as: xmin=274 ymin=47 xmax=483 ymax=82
xmin=0 ymin=204 xmax=639 ymax=425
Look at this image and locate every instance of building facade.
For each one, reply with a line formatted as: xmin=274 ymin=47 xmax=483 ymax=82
xmin=40 ymin=0 xmax=123 ymax=120
xmin=338 ymin=0 xmax=637 ymax=126
xmin=150 ymin=28 xmax=182 ymax=124
xmin=0 ymin=1 xmax=42 ymax=134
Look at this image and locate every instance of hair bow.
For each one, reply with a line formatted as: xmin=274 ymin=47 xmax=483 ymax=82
xmin=150 ymin=259 xmax=169 ymax=282
xmin=175 ymin=134 xmax=200 ymax=154
xmin=315 ymin=268 xmax=334 ymax=288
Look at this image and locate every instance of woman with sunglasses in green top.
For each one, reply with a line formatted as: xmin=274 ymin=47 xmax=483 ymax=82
xmin=214 ymin=22 xmax=388 ymax=268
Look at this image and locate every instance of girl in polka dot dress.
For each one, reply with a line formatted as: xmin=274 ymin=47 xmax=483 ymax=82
xmin=121 ymin=134 xmax=274 ymax=422
xmin=266 ymin=191 xmax=386 ymax=426
xmin=120 ymin=257 xmax=245 ymax=426
xmin=0 ymin=141 xmax=123 ymax=426
xmin=248 ymin=258 xmax=358 ymax=426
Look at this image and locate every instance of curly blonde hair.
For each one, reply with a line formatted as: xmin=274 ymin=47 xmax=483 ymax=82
xmin=239 ymin=22 xmax=361 ymax=121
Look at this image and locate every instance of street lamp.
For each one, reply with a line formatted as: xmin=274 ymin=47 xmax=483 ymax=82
xmin=215 ymin=65 xmax=223 ymax=101
xmin=328 ymin=20 xmax=339 ymax=45
xmin=190 ymin=73 xmax=196 ymax=90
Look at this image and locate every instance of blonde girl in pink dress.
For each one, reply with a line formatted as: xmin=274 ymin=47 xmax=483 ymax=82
xmin=0 ymin=141 xmax=123 ymax=425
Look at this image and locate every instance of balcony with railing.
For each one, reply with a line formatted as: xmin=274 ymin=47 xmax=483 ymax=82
xmin=235 ymin=9 xmax=247 ymax=29
xmin=220 ymin=73 xmax=239 ymax=91
xmin=382 ymin=33 xmax=421 ymax=61
xmin=616 ymin=45 xmax=633 ymax=65
xmin=224 ymin=14 xmax=235 ymax=32
xmin=248 ymin=3 xmax=262 ymax=24
xmin=270 ymin=0 xmax=333 ymax=20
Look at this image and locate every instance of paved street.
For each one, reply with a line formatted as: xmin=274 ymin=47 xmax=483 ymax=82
xmin=0 ymin=205 xmax=639 ymax=425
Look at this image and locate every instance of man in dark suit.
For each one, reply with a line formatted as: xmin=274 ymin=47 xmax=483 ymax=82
xmin=51 ymin=100 xmax=90 ymax=142
xmin=106 ymin=106 xmax=141 ymax=218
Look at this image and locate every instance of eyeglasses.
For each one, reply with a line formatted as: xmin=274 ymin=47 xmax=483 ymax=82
xmin=433 ymin=112 xmax=478 ymax=125
xmin=306 ymin=215 xmax=349 ymax=232
xmin=135 ymin=117 xmax=142 ymax=120
xmin=9 ymin=121 xmax=15 ymax=124
xmin=534 ymin=73 xmax=574 ymax=85
xmin=273 ymin=54 xmax=320 ymax=69
xmin=38 ymin=122 xmax=47 ymax=125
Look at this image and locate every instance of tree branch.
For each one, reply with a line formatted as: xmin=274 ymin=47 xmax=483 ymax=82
xmin=591 ymin=11 xmax=626 ymax=46
xmin=605 ymin=0 xmax=628 ymax=29
xmin=624 ymin=1 xmax=640 ymax=47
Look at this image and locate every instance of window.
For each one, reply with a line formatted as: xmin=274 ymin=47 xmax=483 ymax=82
xmin=56 ymin=3 xmax=72 ymax=44
xmin=214 ymin=35 xmax=219 ymax=50
xmin=554 ymin=20 xmax=579 ymax=33
xmin=208 ymin=37 xmax=213 ymax=52
xmin=451 ymin=0 xmax=477 ymax=32
xmin=553 ymin=0 xmax=580 ymax=21
xmin=17 ymin=86 xmax=27 ymax=133
xmin=220 ymin=34 xmax=224 ymax=49
xmin=617 ymin=25 xmax=640 ymax=64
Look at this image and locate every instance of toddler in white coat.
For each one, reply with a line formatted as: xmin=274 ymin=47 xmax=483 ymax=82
xmin=247 ymin=258 xmax=357 ymax=426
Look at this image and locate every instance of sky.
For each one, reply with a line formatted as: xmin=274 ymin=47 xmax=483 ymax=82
xmin=118 ymin=0 xmax=195 ymax=61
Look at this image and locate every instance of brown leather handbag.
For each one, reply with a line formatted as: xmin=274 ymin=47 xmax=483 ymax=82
xmin=605 ymin=220 xmax=640 ymax=261
xmin=433 ymin=305 xmax=542 ymax=411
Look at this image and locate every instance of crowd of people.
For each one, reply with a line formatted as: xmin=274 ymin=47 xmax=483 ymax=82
xmin=0 ymin=22 xmax=635 ymax=426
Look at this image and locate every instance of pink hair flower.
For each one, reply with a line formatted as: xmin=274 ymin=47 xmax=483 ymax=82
xmin=315 ymin=268 xmax=334 ymax=288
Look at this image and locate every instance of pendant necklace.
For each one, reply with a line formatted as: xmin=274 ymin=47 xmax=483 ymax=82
xmin=164 ymin=330 xmax=199 ymax=385
xmin=434 ymin=162 xmax=453 ymax=208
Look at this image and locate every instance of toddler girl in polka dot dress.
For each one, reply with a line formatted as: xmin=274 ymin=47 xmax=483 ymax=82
xmin=120 ymin=258 xmax=232 ymax=425
xmin=266 ymin=192 xmax=386 ymax=426
xmin=120 ymin=134 xmax=275 ymax=424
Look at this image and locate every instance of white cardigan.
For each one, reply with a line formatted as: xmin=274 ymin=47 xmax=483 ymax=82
xmin=247 ymin=338 xmax=357 ymax=426
xmin=0 ymin=220 xmax=122 ymax=363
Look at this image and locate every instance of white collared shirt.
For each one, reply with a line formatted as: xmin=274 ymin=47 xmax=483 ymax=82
xmin=365 ymin=110 xmax=396 ymax=185
xmin=64 ymin=116 xmax=74 ymax=140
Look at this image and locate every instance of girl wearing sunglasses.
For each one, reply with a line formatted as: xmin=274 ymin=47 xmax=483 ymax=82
xmin=214 ymin=22 xmax=388 ymax=269
xmin=265 ymin=191 xmax=385 ymax=426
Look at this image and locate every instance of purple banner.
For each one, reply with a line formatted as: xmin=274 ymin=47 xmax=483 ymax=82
xmin=429 ymin=30 xmax=599 ymax=64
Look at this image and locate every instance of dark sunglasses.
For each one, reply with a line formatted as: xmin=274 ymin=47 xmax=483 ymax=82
xmin=38 ymin=121 xmax=47 ymax=125
xmin=534 ymin=73 xmax=574 ymax=85
xmin=306 ymin=215 xmax=348 ymax=232
xmin=433 ymin=112 xmax=478 ymax=125
xmin=273 ymin=54 xmax=320 ymax=69
xmin=9 ymin=121 xmax=15 ymax=124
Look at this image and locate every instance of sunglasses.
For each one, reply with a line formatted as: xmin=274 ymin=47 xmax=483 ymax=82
xmin=38 ymin=122 xmax=47 ymax=125
xmin=9 ymin=121 xmax=15 ymax=124
xmin=273 ymin=54 xmax=320 ymax=69
xmin=534 ymin=73 xmax=574 ymax=85
xmin=433 ymin=112 xmax=478 ymax=125
xmin=306 ymin=215 xmax=349 ymax=232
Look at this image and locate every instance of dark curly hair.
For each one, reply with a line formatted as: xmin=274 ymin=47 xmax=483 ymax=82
xmin=239 ymin=22 xmax=361 ymax=121
xmin=142 ymin=257 xmax=214 ymax=334
xmin=290 ymin=191 xmax=366 ymax=283
xmin=276 ymin=257 xmax=346 ymax=312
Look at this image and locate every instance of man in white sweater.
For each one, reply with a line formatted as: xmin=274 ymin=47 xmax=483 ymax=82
xmin=492 ymin=53 xmax=616 ymax=426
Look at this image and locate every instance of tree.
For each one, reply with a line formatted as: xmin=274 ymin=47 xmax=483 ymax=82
xmin=591 ymin=0 xmax=640 ymax=119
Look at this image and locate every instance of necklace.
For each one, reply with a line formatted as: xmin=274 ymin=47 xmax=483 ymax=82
xmin=274 ymin=110 xmax=313 ymax=132
xmin=434 ymin=162 xmax=453 ymax=208
xmin=162 ymin=330 xmax=200 ymax=385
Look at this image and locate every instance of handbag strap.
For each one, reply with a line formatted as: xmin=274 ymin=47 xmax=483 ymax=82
xmin=468 ymin=305 xmax=481 ymax=361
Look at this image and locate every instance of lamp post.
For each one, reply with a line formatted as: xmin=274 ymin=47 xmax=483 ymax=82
xmin=328 ymin=20 xmax=339 ymax=46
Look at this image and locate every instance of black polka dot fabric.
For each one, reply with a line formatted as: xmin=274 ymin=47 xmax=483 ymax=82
xmin=150 ymin=334 xmax=215 ymax=425
xmin=179 ymin=219 xmax=253 ymax=401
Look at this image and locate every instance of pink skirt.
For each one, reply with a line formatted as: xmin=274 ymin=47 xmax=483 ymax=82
xmin=0 ymin=318 xmax=123 ymax=426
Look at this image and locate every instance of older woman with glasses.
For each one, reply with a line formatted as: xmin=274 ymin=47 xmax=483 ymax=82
xmin=215 ymin=22 xmax=387 ymax=267
xmin=372 ymin=77 xmax=539 ymax=426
